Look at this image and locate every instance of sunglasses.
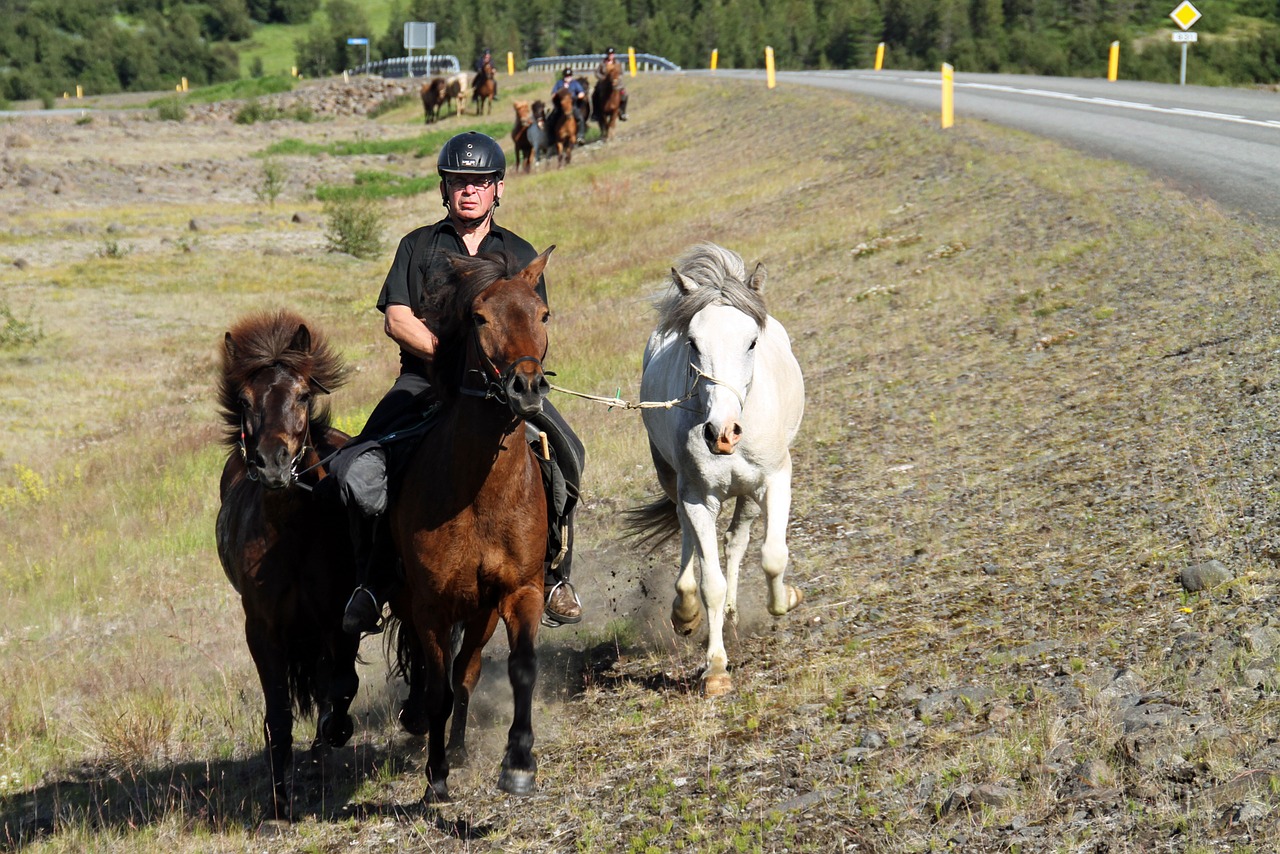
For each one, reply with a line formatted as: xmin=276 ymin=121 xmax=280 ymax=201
xmin=445 ymin=174 xmax=497 ymax=191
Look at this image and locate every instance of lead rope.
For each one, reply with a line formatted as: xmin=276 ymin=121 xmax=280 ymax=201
xmin=547 ymin=363 xmax=745 ymax=411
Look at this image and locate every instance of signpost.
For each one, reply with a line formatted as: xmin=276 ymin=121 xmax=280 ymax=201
xmin=347 ymin=37 xmax=369 ymax=69
xmin=404 ymin=22 xmax=436 ymax=76
xmin=1169 ymin=1 xmax=1201 ymax=85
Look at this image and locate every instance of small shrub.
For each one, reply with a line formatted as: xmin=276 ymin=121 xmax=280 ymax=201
xmin=74 ymin=114 xmax=92 ymax=126
xmin=255 ymin=157 xmax=287 ymax=207
xmin=0 ymin=299 xmax=43 ymax=350
xmin=39 ymin=92 xmax=55 ymax=109
xmin=99 ymin=239 xmax=132 ymax=259
xmin=235 ymin=100 xmax=270 ymax=124
xmin=323 ymin=197 xmax=383 ymax=259
xmin=250 ymin=56 xmax=265 ymax=79
xmin=288 ymin=103 xmax=315 ymax=123
xmin=155 ymin=97 xmax=186 ymax=122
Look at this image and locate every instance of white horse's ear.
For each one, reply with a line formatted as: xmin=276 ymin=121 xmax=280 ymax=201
xmin=672 ymin=268 xmax=698 ymax=294
xmin=748 ymin=262 xmax=767 ymax=293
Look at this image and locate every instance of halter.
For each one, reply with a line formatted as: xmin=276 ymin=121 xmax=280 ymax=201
xmin=236 ymin=364 xmax=318 ymax=487
xmin=460 ymin=320 xmax=551 ymax=406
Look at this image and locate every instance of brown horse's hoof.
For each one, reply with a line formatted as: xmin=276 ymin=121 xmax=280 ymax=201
xmin=498 ymin=768 xmax=536 ymax=796
xmin=702 ymin=672 xmax=733 ymax=697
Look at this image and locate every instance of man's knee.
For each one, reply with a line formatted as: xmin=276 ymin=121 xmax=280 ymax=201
xmin=335 ymin=446 xmax=388 ymax=518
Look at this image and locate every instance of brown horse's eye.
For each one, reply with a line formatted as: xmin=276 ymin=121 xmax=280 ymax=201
xmin=472 ymin=313 xmax=487 ymax=327
xmin=541 ymin=310 xmax=550 ymax=324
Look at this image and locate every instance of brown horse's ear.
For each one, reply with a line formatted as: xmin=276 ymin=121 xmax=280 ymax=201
xmin=224 ymin=331 xmax=236 ymax=360
xmin=287 ymin=324 xmax=312 ymax=355
xmin=520 ymin=245 xmax=556 ymax=286
xmin=748 ymin=262 xmax=767 ymax=294
xmin=672 ymin=268 xmax=699 ymax=294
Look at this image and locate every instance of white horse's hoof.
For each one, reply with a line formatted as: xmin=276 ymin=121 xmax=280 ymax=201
xmin=768 ymin=584 xmax=803 ymax=617
xmin=702 ymin=672 xmax=733 ymax=697
xmin=671 ymin=604 xmax=702 ymax=636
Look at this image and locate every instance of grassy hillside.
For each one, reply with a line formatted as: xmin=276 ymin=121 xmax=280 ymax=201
xmin=2 ymin=73 xmax=1280 ymax=851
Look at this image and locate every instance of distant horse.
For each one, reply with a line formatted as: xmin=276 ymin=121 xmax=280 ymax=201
xmin=592 ymin=65 xmax=622 ymax=141
xmin=444 ymin=72 xmax=469 ymax=117
xmin=388 ymin=247 xmax=556 ymax=802
xmin=576 ymin=75 xmax=593 ymax=130
xmin=215 ymin=311 xmax=359 ymax=818
xmin=471 ymin=61 xmax=496 ymax=115
xmin=511 ymin=100 xmax=536 ymax=173
xmin=626 ymin=244 xmax=806 ymax=697
xmin=546 ymin=88 xmax=576 ymax=166
xmin=421 ymin=76 xmax=448 ymax=123
xmin=531 ymin=100 xmax=554 ymax=163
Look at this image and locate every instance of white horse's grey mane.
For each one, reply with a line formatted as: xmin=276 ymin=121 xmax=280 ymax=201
xmin=655 ymin=243 xmax=768 ymax=337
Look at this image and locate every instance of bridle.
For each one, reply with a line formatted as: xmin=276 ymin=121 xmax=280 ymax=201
xmin=459 ymin=319 xmax=551 ymax=407
xmin=237 ymin=365 xmax=320 ymax=486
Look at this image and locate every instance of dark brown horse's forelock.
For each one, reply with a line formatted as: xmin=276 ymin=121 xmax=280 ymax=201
xmin=217 ymin=310 xmax=348 ymax=447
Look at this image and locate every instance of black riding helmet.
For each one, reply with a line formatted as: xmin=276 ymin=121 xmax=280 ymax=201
xmin=436 ymin=131 xmax=506 ymax=181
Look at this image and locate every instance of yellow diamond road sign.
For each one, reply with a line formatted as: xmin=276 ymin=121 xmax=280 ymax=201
xmin=1170 ymin=1 xmax=1201 ymax=31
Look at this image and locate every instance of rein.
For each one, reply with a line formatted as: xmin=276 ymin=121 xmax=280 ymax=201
xmin=459 ymin=322 xmax=551 ymax=406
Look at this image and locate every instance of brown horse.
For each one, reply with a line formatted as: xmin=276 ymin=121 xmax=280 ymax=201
xmin=547 ymin=88 xmax=576 ymax=167
xmin=592 ymin=65 xmax=623 ymax=141
xmin=387 ymin=247 xmax=555 ymax=803
xmin=421 ymin=76 xmax=448 ymax=123
xmin=444 ymin=72 xmax=468 ymax=117
xmin=215 ymin=311 xmax=359 ymax=820
xmin=471 ymin=61 xmax=496 ymax=115
xmin=511 ymin=100 xmax=536 ymax=173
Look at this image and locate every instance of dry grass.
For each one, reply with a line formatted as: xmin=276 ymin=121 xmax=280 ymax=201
xmin=2 ymin=72 xmax=1280 ymax=851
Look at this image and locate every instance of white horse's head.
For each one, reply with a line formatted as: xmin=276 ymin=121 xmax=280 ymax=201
xmin=666 ymin=247 xmax=768 ymax=456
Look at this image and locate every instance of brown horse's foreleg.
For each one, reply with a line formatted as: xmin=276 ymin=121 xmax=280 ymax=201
xmin=446 ymin=608 xmax=501 ymax=767
xmin=497 ymin=588 xmax=542 ymax=795
xmin=416 ymin=622 xmax=454 ymax=803
xmin=313 ymin=632 xmax=360 ymax=751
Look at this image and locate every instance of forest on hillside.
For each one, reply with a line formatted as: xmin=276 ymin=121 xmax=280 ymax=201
xmin=3 ymin=0 xmax=1279 ymax=102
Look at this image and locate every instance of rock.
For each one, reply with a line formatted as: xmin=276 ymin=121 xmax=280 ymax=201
xmin=1180 ymin=559 xmax=1233 ymax=592
xmin=1072 ymin=758 xmax=1115 ymax=789
xmin=188 ymin=218 xmax=200 ymax=231
xmin=1243 ymin=626 xmax=1280 ymax=657
xmin=291 ymin=212 xmax=308 ymax=224
xmin=13 ymin=258 xmax=28 ymax=269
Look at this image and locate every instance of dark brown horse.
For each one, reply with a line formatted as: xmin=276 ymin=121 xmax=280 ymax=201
xmin=215 ymin=311 xmax=359 ymax=820
xmin=388 ymin=247 xmax=555 ymax=803
xmin=592 ymin=64 xmax=622 ymax=141
xmin=421 ymin=76 xmax=448 ymax=123
xmin=511 ymin=100 xmax=536 ymax=173
xmin=471 ymin=61 xmax=496 ymax=115
xmin=547 ymin=88 xmax=576 ymax=167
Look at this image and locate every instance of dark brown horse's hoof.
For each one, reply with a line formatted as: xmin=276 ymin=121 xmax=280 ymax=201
xmin=398 ymin=704 xmax=429 ymax=736
xmin=498 ymin=768 xmax=536 ymax=796
xmin=316 ymin=710 xmax=353 ymax=748
xmin=423 ymin=781 xmax=451 ymax=804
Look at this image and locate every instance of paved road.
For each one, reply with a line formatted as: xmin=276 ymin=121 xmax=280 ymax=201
xmin=707 ymin=69 xmax=1280 ymax=224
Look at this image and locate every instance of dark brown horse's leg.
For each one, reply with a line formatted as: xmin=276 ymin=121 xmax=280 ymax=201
xmin=446 ymin=608 xmax=501 ymax=767
xmin=497 ymin=589 xmax=542 ymax=795
xmin=313 ymin=633 xmax=359 ymax=750
xmin=247 ymin=628 xmax=294 ymax=820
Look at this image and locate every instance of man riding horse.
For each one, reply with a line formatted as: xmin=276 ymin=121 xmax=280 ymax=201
xmin=596 ymin=48 xmax=628 ymax=121
xmin=474 ymin=48 xmax=497 ymax=101
xmin=328 ymin=132 xmax=586 ymax=634
xmin=551 ymin=67 xmax=588 ymax=145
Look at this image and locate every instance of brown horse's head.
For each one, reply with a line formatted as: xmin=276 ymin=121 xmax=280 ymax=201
xmin=423 ymin=248 xmax=555 ymax=418
xmin=218 ymin=311 xmax=347 ymax=489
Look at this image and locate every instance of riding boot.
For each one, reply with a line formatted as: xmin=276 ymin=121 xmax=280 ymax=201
xmin=619 ymin=91 xmax=628 ymax=120
xmin=343 ymin=511 xmax=386 ymax=635
xmin=543 ymin=511 xmax=582 ymax=627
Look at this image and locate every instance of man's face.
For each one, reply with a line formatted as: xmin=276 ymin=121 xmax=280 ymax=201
xmin=443 ymin=172 xmax=502 ymax=221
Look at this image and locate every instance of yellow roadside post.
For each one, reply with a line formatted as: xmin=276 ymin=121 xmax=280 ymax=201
xmin=765 ymin=46 xmax=776 ymax=89
xmin=711 ymin=48 xmax=718 ymax=72
xmin=628 ymin=46 xmax=637 ymax=76
xmin=76 ymin=85 xmax=83 ymax=98
xmin=508 ymin=51 xmax=515 ymax=75
xmin=941 ymin=62 xmax=954 ymax=128
xmin=1108 ymin=41 xmax=1119 ymax=81
xmin=875 ymin=42 xmax=885 ymax=71
xmin=181 ymin=77 xmax=188 ymax=92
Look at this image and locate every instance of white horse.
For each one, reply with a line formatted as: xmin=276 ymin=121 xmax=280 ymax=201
xmin=628 ymin=243 xmax=805 ymax=696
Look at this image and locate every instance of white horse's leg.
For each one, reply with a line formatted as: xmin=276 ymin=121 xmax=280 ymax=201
xmin=761 ymin=453 xmax=802 ymax=617
xmin=671 ymin=516 xmax=701 ymax=636
xmin=722 ymin=496 xmax=759 ymax=625
xmin=681 ymin=496 xmax=731 ymax=696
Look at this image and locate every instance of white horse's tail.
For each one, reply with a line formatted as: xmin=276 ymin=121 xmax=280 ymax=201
xmin=623 ymin=495 xmax=681 ymax=551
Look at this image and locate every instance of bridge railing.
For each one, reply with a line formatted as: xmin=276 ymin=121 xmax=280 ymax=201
xmin=527 ymin=53 xmax=681 ymax=73
xmin=347 ymin=55 xmax=462 ymax=78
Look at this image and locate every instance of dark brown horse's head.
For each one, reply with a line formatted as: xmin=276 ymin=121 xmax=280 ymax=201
xmin=218 ymin=311 xmax=348 ymax=489
xmin=423 ymin=248 xmax=555 ymax=418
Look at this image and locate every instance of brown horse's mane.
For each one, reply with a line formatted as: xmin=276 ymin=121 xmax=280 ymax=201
xmin=655 ymin=243 xmax=768 ymax=337
xmin=420 ymin=251 xmax=529 ymax=396
xmin=217 ymin=310 xmax=348 ymax=447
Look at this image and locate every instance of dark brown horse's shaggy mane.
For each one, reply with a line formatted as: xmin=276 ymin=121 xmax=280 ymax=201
xmin=420 ymin=250 xmax=529 ymax=396
xmin=655 ymin=243 xmax=767 ymax=338
xmin=217 ymin=310 xmax=348 ymax=447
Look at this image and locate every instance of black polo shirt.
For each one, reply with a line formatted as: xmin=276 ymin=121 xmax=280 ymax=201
xmin=376 ymin=218 xmax=546 ymax=376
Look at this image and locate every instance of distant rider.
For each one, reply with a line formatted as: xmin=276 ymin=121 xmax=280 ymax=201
xmin=551 ymin=67 xmax=588 ymax=144
xmin=596 ymin=47 xmax=628 ymax=121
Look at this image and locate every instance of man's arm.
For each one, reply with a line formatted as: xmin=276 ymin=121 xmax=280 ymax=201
xmin=384 ymin=304 xmax=438 ymax=361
